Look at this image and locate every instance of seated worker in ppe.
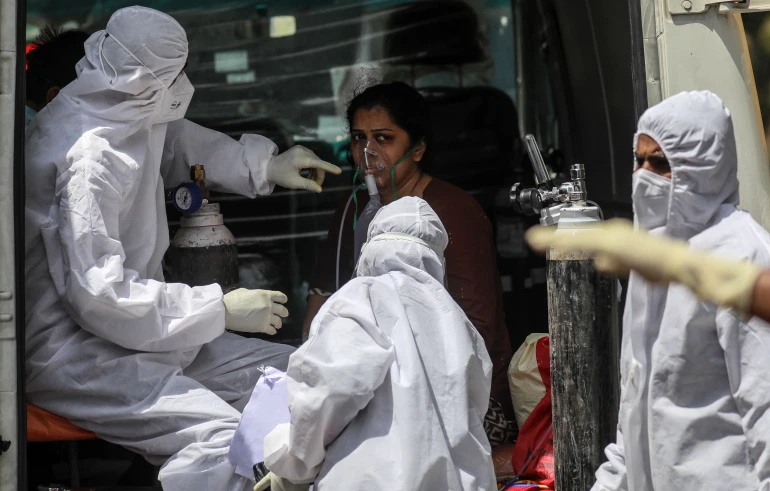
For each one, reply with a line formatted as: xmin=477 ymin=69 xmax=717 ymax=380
xmin=257 ymin=197 xmax=496 ymax=491
xmin=25 ymin=6 xmax=340 ymax=491
xmin=303 ymin=81 xmax=516 ymax=446
xmin=531 ymin=91 xmax=770 ymax=490
xmin=527 ymin=220 xmax=770 ymax=324
xmin=25 ymin=26 xmax=89 ymax=127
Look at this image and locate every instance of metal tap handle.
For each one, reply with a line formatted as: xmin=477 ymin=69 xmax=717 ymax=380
xmin=570 ymin=163 xmax=587 ymax=202
xmin=524 ymin=134 xmax=551 ymax=187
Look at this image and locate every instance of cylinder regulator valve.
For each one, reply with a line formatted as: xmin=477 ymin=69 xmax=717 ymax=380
xmin=509 ymin=135 xmax=601 ymax=226
xmin=172 ymin=164 xmax=210 ymax=214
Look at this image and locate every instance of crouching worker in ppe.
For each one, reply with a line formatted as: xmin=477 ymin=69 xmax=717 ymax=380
xmin=531 ymin=91 xmax=770 ymax=490
xmin=25 ymin=6 xmax=340 ymax=491
xmin=257 ymin=197 xmax=496 ymax=491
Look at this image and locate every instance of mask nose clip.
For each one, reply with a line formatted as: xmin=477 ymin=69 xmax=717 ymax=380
xmin=362 ymin=143 xmax=385 ymax=172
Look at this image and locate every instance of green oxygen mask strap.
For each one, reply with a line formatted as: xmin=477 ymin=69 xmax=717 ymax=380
xmin=390 ymin=137 xmax=426 ymax=201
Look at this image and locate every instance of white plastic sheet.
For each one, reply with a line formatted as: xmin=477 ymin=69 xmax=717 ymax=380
xmin=228 ymin=367 xmax=290 ymax=479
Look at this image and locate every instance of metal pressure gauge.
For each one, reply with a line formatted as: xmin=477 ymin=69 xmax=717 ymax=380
xmin=172 ymin=182 xmax=204 ymax=214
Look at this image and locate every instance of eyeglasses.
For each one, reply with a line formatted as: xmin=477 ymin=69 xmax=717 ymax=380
xmin=635 ymin=153 xmax=670 ymax=172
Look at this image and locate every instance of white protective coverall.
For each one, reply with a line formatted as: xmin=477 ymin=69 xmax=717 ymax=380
xmin=25 ymin=7 xmax=293 ymax=491
xmin=262 ymin=197 xmax=496 ymax=490
xmin=592 ymin=91 xmax=770 ymax=490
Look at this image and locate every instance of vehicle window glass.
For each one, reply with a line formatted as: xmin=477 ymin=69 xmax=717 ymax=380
xmin=27 ymin=0 xmax=556 ymax=344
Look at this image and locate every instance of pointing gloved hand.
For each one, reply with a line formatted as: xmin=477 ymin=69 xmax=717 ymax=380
xmin=267 ymin=145 xmax=342 ymax=193
xmin=525 ymin=218 xmax=761 ymax=314
xmin=254 ymin=472 xmax=310 ymax=491
xmin=223 ymin=289 xmax=289 ymax=335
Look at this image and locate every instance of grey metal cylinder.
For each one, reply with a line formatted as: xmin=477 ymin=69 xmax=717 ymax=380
xmin=167 ymin=203 xmax=239 ymax=292
xmin=547 ymin=209 xmax=619 ymax=491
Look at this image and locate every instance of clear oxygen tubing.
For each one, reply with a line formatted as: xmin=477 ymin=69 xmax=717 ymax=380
xmin=337 ymin=175 xmax=378 ymax=291
xmin=337 ymin=191 xmax=356 ymax=292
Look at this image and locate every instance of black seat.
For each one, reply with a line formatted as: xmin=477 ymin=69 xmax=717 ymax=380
xmin=419 ymin=85 xmax=523 ymax=192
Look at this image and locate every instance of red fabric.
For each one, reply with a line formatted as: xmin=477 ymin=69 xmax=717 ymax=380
xmin=25 ymin=43 xmax=37 ymax=70
xmin=27 ymin=403 xmax=97 ymax=442
xmin=511 ymin=336 xmax=554 ymax=489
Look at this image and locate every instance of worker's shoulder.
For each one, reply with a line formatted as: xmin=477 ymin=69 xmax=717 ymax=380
xmin=690 ymin=209 xmax=770 ymax=266
xmin=424 ymin=178 xmax=490 ymax=225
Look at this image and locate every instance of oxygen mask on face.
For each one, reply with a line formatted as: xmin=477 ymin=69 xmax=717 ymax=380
xmin=354 ymin=139 xmax=390 ymax=193
xmin=353 ymin=137 xmax=425 ymax=199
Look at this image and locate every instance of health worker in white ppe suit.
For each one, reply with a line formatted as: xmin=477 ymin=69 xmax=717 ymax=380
xmin=24 ymin=6 xmax=340 ymax=491
xmin=256 ymin=197 xmax=496 ymax=491
xmin=589 ymin=91 xmax=770 ymax=490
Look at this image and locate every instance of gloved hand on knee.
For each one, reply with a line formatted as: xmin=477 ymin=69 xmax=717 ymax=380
xmin=254 ymin=472 xmax=310 ymax=491
xmin=223 ymin=289 xmax=289 ymax=335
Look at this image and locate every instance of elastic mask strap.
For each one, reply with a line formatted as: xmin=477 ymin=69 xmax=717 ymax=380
xmin=390 ymin=137 xmax=425 ymax=201
xmin=104 ymin=32 xmax=169 ymax=92
xmin=99 ymin=34 xmax=118 ymax=84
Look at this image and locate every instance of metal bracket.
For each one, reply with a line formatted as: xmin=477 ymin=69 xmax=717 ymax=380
xmin=718 ymin=0 xmax=770 ymax=11
xmin=670 ymin=0 xmax=770 ymax=14
xmin=669 ymin=0 xmax=735 ymax=14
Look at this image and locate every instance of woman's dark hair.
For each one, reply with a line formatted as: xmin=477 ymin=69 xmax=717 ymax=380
xmin=346 ymin=81 xmax=433 ymax=170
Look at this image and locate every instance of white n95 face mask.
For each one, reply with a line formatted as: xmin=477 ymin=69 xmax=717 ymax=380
xmin=632 ymin=168 xmax=671 ymax=230
xmin=154 ymin=72 xmax=194 ymax=124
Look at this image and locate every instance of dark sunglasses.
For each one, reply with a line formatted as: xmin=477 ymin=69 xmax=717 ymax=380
xmin=635 ymin=153 xmax=669 ymax=170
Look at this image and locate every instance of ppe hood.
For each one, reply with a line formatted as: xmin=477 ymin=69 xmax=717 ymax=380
xmin=634 ymin=90 xmax=740 ymax=240
xmin=356 ymin=197 xmax=448 ymax=284
xmin=61 ymin=6 xmax=188 ymax=124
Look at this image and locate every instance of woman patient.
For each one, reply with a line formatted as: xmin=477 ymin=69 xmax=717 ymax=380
xmin=258 ymin=197 xmax=496 ymax=491
xmin=304 ymin=82 xmax=515 ymax=443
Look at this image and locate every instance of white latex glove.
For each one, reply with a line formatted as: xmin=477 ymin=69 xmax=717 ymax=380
xmin=526 ymin=219 xmax=760 ymax=314
xmin=223 ymin=289 xmax=289 ymax=334
xmin=254 ymin=472 xmax=310 ymax=491
xmin=267 ymin=145 xmax=342 ymax=193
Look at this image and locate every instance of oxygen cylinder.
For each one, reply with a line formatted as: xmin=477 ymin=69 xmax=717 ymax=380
xmin=166 ymin=165 xmax=239 ymax=292
xmin=167 ymin=203 xmax=239 ymax=292
xmin=511 ymin=145 xmax=620 ymax=489
xmin=547 ymin=205 xmax=619 ymax=490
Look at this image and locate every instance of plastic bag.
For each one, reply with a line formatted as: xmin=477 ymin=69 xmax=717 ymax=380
xmin=508 ymin=333 xmax=548 ymax=429
xmin=510 ymin=335 xmax=554 ymax=489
